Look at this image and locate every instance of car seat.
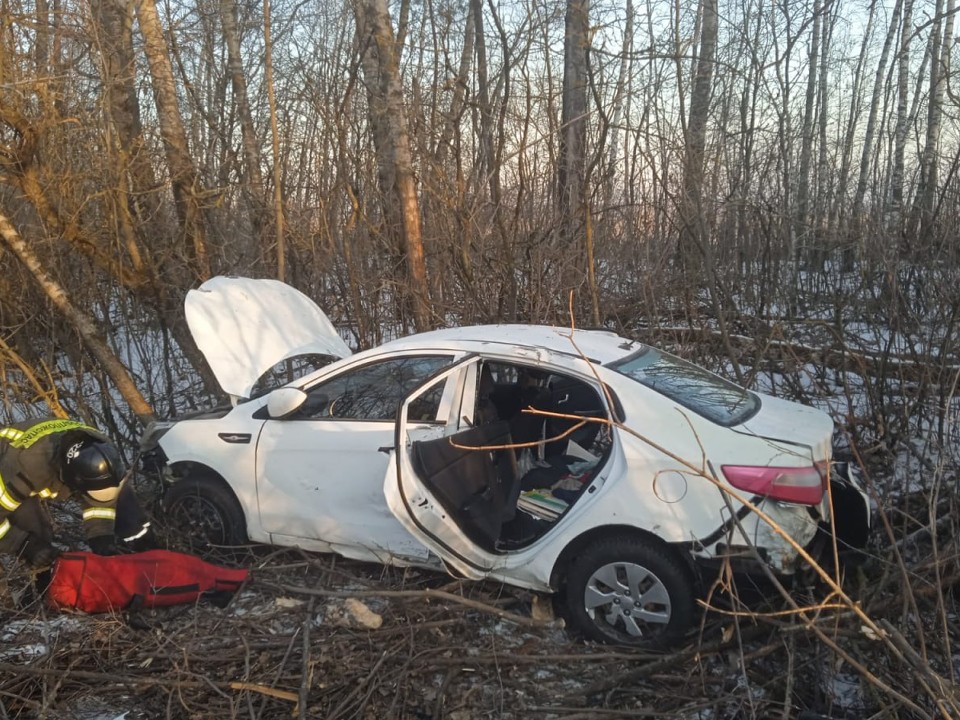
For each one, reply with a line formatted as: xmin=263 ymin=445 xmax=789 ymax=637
xmin=410 ymin=421 xmax=520 ymax=552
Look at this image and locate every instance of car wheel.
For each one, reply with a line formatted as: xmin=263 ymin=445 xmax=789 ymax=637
xmin=163 ymin=475 xmax=248 ymax=549
xmin=562 ymin=535 xmax=696 ymax=646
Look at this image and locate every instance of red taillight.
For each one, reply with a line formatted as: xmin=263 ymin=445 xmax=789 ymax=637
xmin=721 ymin=464 xmax=825 ymax=505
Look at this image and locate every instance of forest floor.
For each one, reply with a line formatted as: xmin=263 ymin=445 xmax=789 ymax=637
xmin=0 ymin=545 xmax=855 ymax=720
xmin=1 ymin=482 xmax=955 ymax=720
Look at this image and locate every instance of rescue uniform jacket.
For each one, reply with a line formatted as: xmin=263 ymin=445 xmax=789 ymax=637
xmin=0 ymin=418 xmax=119 ymax=556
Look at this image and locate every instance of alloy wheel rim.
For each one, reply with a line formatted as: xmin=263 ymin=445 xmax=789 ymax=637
xmin=583 ymin=560 xmax=672 ymax=638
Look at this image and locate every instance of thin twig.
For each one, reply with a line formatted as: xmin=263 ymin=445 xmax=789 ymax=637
xmin=297 ymin=597 xmax=315 ymax=719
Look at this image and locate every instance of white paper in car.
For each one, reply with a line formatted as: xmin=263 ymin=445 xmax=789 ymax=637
xmin=565 ymin=440 xmax=598 ymax=462
xmin=185 ymin=276 xmax=352 ymax=399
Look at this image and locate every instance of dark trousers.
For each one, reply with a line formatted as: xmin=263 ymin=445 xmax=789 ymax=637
xmin=115 ymin=480 xmax=150 ymax=541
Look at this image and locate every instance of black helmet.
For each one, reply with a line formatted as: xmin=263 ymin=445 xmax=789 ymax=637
xmin=62 ymin=440 xmax=123 ymax=492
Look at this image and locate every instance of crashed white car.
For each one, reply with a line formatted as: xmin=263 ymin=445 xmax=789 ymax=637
xmin=141 ymin=276 xmax=870 ymax=646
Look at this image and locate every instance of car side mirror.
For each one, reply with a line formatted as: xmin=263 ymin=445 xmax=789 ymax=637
xmin=267 ymin=387 xmax=308 ymax=419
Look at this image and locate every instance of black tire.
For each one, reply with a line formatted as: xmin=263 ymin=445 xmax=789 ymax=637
xmin=163 ymin=475 xmax=248 ymax=549
xmin=562 ymin=535 xmax=696 ymax=647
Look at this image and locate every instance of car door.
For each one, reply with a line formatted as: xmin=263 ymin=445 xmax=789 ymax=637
xmin=255 ymin=353 xmax=456 ymax=560
xmin=383 ymin=356 xmax=509 ymax=578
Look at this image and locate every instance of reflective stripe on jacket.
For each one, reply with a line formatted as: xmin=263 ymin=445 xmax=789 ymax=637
xmin=2 ymin=420 xmax=100 ymax=449
xmin=0 ymin=471 xmax=20 ymax=512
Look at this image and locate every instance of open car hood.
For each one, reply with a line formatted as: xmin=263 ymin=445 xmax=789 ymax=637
xmin=185 ymin=276 xmax=352 ymax=399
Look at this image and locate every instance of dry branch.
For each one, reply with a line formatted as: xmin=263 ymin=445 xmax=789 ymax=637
xmin=635 ymin=325 xmax=960 ymax=383
xmin=273 ymin=582 xmax=560 ymax=629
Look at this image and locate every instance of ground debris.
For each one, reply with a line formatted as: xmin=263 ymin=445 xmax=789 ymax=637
xmin=1 ymin=543 xmax=958 ymax=719
xmin=326 ymin=597 xmax=383 ymax=629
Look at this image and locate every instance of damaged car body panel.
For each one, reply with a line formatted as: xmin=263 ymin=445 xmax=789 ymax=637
xmin=384 ymin=350 xmax=850 ymax=588
xmin=143 ymin=276 xmax=872 ymax=647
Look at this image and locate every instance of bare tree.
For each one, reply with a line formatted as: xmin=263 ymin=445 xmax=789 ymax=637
xmin=795 ymin=0 xmax=821 ymax=265
xmin=843 ymin=0 xmax=897 ymax=263
xmin=555 ymin=0 xmax=595 ymax=322
xmin=603 ymin=0 xmax=633 ymax=212
xmin=219 ymin=0 xmax=267 ymax=265
xmin=263 ymin=0 xmax=287 ymax=281
xmin=559 ymin=0 xmax=589 ymax=238
xmin=888 ymin=0 xmax=915 ymax=233
xmin=93 ymin=0 xmax=160 ymax=254
xmin=0 ymin=210 xmax=156 ymax=425
xmin=675 ymin=0 xmax=742 ymax=379
xmin=353 ymin=0 xmax=431 ymax=331
xmin=910 ymin=0 xmax=954 ymax=246
xmin=135 ymin=0 xmax=211 ymax=281
xmin=678 ymin=0 xmax=718 ymax=270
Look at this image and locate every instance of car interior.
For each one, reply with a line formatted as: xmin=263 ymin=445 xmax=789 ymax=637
xmin=410 ymin=360 xmax=612 ymax=552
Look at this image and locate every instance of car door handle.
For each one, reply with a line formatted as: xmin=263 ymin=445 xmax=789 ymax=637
xmin=378 ymin=445 xmax=395 ymax=454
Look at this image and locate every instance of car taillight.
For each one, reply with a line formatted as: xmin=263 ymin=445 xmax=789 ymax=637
xmin=721 ymin=464 xmax=826 ymax=505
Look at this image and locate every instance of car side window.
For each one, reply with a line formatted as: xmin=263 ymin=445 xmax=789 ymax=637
xmin=298 ymin=356 xmax=452 ymax=421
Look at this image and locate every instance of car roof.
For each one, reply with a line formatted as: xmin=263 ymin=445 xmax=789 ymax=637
xmin=375 ymin=324 xmax=644 ymax=365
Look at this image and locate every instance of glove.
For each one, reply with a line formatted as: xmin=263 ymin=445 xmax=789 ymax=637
xmin=88 ymin=535 xmax=122 ymax=556
xmin=33 ymin=569 xmax=53 ymax=599
xmin=21 ymin=536 xmax=60 ymax=568
xmin=120 ymin=523 xmax=157 ymax=553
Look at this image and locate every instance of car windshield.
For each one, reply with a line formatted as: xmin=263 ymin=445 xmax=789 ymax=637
xmin=607 ymin=347 xmax=759 ymax=426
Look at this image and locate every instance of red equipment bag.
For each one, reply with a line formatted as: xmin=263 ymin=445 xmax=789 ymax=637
xmin=46 ymin=550 xmax=249 ymax=613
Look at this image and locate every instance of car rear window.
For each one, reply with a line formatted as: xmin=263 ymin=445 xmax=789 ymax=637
xmin=607 ymin=347 xmax=759 ymax=426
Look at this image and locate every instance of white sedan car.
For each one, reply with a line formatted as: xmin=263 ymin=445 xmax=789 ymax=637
xmin=140 ymin=277 xmax=870 ymax=646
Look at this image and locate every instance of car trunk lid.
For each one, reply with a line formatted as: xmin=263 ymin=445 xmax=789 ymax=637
xmin=732 ymin=393 xmax=834 ymax=464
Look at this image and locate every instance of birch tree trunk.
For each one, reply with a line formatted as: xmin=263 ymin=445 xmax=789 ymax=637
xmin=94 ymin=0 xmax=221 ymax=398
xmin=795 ymin=0 xmax=820 ymax=266
xmin=834 ymin=0 xmax=877 ymax=259
xmin=0 ymin=211 xmax=157 ymax=426
xmin=888 ymin=0 xmax=914 ymax=233
xmin=219 ymin=0 xmax=268 ymax=265
xmin=354 ymin=0 xmax=431 ymax=331
xmin=604 ymin=0 xmax=633 ymax=211
xmin=135 ymin=0 xmax=211 ymax=281
xmin=910 ymin=0 xmax=953 ymax=246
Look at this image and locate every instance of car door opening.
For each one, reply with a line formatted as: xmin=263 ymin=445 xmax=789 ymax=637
xmin=409 ymin=361 xmax=612 ymax=552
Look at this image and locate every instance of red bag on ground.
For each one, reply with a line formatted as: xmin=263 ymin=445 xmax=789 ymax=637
xmin=46 ymin=550 xmax=249 ymax=613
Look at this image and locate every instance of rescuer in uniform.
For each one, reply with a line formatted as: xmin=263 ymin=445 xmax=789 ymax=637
xmin=0 ymin=417 xmax=150 ymax=567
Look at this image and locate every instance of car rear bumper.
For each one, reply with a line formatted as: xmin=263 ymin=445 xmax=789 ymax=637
xmin=691 ymin=462 xmax=871 ymax=581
